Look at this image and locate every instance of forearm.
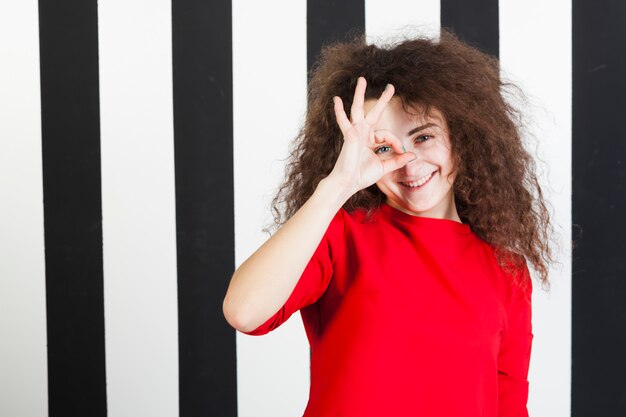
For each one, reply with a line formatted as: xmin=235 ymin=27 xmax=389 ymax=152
xmin=224 ymin=78 xmax=407 ymax=334
xmin=223 ymin=176 xmax=352 ymax=333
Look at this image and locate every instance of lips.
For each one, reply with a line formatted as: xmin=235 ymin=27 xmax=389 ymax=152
xmin=399 ymin=170 xmax=437 ymax=188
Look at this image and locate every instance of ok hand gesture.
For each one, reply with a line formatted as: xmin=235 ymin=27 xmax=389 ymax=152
xmin=328 ymin=77 xmax=416 ymax=196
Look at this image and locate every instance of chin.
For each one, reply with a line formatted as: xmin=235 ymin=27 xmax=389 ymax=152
xmin=391 ymin=193 xmax=446 ymax=215
xmin=394 ymin=200 xmax=433 ymax=215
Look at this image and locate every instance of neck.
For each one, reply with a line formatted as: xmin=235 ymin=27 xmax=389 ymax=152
xmin=385 ymin=194 xmax=463 ymax=223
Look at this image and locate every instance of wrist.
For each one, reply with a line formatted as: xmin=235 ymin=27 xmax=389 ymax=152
xmin=316 ymin=175 xmax=355 ymax=209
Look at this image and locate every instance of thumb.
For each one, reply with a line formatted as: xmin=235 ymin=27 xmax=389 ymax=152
xmin=380 ymin=152 xmax=417 ymax=175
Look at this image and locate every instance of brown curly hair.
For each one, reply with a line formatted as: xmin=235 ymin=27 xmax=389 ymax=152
xmin=266 ymin=29 xmax=557 ymax=292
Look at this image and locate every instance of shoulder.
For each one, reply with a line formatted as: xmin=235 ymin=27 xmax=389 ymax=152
xmin=478 ymin=241 xmax=533 ymax=303
xmin=496 ymin=247 xmax=533 ymax=306
xmin=331 ymin=205 xmax=376 ymax=228
xmin=322 ymin=205 xmax=385 ymax=251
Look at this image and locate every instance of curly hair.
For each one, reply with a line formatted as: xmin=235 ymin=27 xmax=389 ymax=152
xmin=267 ymin=29 xmax=557 ymax=291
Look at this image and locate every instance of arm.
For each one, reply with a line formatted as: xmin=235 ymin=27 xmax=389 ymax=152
xmin=497 ymin=264 xmax=534 ymax=417
xmin=222 ymin=77 xmax=414 ymax=334
xmin=222 ymin=176 xmax=351 ymax=333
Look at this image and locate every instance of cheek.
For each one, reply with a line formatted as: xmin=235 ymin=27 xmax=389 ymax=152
xmin=378 ymin=171 xmax=396 ymax=183
xmin=433 ymin=145 xmax=453 ymax=170
xmin=444 ymin=171 xmax=456 ymax=186
xmin=440 ymin=159 xmax=455 ymax=182
xmin=435 ymin=159 xmax=456 ymax=188
xmin=376 ymin=174 xmax=400 ymax=193
xmin=375 ymin=178 xmax=392 ymax=191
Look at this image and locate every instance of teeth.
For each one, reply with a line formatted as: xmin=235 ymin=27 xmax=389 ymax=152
xmin=401 ymin=171 xmax=435 ymax=188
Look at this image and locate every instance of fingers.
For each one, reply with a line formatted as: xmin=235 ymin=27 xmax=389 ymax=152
xmin=333 ymin=96 xmax=352 ymax=134
xmin=372 ymin=132 xmax=405 ymax=162
xmin=350 ymin=76 xmax=367 ymax=122
xmin=335 ymin=77 xmax=395 ymax=141
xmin=378 ymin=132 xmax=404 ymax=155
xmin=381 ymin=152 xmax=417 ymax=175
xmin=364 ymin=83 xmax=395 ymax=125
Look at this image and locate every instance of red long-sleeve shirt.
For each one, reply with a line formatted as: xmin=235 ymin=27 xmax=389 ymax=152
xmin=244 ymin=201 xmax=533 ymax=417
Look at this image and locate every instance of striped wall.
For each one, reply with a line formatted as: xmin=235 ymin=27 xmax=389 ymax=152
xmin=0 ymin=2 xmax=48 ymax=416
xmin=572 ymin=1 xmax=626 ymax=415
xmin=38 ymin=2 xmax=107 ymax=414
xmin=0 ymin=0 xmax=623 ymax=416
xmin=99 ymin=1 xmax=179 ymax=415
xmin=499 ymin=2 xmax=572 ymax=415
xmin=233 ymin=2 xmax=309 ymax=415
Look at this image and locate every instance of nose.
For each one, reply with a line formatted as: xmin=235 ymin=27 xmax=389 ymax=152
xmin=401 ymin=155 xmax=420 ymax=174
xmin=400 ymin=141 xmax=421 ymax=171
xmin=376 ymin=131 xmax=421 ymax=169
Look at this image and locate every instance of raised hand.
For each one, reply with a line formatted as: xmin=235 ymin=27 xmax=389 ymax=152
xmin=327 ymin=76 xmax=417 ymax=196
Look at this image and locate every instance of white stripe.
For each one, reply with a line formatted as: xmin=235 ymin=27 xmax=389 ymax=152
xmin=0 ymin=2 xmax=48 ymax=416
xmin=499 ymin=1 xmax=572 ymax=416
xmin=98 ymin=1 xmax=179 ymax=416
xmin=365 ymin=0 xmax=440 ymax=44
xmin=233 ymin=1 xmax=309 ymax=416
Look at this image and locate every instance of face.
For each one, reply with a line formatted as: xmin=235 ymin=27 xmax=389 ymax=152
xmin=364 ymin=97 xmax=460 ymax=221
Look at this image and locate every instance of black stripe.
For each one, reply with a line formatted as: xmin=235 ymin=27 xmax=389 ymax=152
xmin=307 ymin=0 xmax=366 ymax=77
xmin=572 ymin=1 xmax=626 ymax=416
xmin=306 ymin=0 xmax=365 ymax=373
xmin=440 ymin=0 xmax=499 ymax=58
xmin=171 ymin=1 xmax=236 ymax=416
xmin=38 ymin=1 xmax=107 ymax=416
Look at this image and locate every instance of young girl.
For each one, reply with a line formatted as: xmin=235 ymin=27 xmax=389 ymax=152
xmin=223 ymin=30 xmax=555 ymax=417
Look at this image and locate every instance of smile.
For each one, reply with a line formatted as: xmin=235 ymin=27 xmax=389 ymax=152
xmin=400 ymin=170 xmax=437 ymax=188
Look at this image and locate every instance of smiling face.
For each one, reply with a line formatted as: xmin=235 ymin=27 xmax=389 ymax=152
xmin=364 ymin=97 xmax=461 ymax=222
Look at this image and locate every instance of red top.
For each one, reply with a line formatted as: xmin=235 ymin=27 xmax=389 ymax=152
xmin=244 ymin=202 xmax=533 ymax=417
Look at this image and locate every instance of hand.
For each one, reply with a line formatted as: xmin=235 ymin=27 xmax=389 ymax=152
xmin=327 ymin=77 xmax=417 ymax=196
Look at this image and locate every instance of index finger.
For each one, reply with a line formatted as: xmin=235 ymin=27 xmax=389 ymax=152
xmin=373 ymin=129 xmax=405 ymax=155
xmin=333 ymin=96 xmax=352 ymax=134
xmin=364 ymin=83 xmax=395 ymax=125
xmin=350 ymin=76 xmax=367 ymax=122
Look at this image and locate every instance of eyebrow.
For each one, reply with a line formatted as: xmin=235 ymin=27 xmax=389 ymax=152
xmin=375 ymin=122 xmax=439 ymax=136
xmin=407 ymin=123 xmax=438 ymax=136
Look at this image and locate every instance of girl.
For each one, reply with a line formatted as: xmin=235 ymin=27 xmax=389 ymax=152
xmin=223 ymin=30 xmax=556 ymax=417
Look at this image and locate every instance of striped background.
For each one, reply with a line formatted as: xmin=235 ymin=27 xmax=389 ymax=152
xmin=0 ymin=0 xmax=623 ymax=416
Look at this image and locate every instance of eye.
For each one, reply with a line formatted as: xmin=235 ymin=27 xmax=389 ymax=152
xmin=415 ymin=134 xmax=433 ymax=143
xmin=374 ymin=145 xmax=392 ymax=154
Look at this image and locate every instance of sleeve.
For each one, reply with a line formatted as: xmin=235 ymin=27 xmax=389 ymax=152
xmin=497 ymin=260 xmax=534 ymax=417
xmin=241 ymin=208 xmax=345 ymax=336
